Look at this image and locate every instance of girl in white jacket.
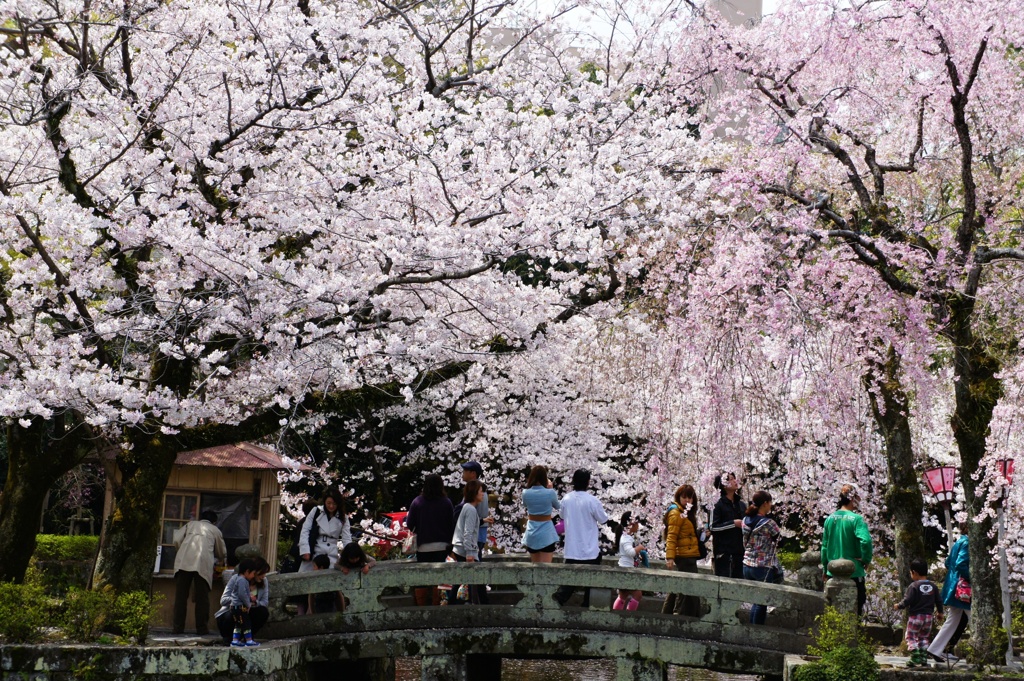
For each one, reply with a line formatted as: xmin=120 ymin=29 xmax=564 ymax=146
xmin=613 ymin=512 xmax=646 ymax=611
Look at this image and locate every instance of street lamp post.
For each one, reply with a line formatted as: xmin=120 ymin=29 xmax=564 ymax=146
xmin=995 ymin=459 xmax=1015 ymax=669
xmin=923 ymin=465 xmax=957 ymax=546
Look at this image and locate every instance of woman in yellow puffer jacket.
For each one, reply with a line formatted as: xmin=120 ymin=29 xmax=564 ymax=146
xmin=662 ymin=484 xmax=702 ymax=616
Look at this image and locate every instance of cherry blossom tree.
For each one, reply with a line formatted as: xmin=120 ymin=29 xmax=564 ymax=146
xmin=677 ymin=0 xmax=1024 ymax=658
xmin=0 ymin=0 xmax=705 ymax=589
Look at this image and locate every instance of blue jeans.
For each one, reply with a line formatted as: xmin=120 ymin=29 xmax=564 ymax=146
xmin=743 ymin=565 xmax=778 ymax=625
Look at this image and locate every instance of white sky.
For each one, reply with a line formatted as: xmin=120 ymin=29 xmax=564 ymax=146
xmin=524 ymin=0 xmax=782 ymax=46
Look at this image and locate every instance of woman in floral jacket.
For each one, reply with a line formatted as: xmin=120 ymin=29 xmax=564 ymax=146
xmin=742 ymin=490 xmax=782 ymax=625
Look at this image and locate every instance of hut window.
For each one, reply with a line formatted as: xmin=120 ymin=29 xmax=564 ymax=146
xmin=159 ymin=493 xmax=199 ymax=570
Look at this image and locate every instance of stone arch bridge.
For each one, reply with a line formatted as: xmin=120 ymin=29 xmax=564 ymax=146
xmin=0 ymin=560 xmax=826 ymax=681
xmin=264 ymin=559 xmax=824 ymax=680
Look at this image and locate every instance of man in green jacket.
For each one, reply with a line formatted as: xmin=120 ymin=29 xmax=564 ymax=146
xmin=821 ymin=483 xmax=873 ymax=616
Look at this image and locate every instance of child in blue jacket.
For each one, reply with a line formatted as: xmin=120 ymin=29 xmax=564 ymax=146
xmin=226 ymin=558 xmax=261 ymax=647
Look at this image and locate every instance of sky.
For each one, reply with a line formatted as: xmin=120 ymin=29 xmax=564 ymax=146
xmin=535 ymin=0 xmax=782 ymax=44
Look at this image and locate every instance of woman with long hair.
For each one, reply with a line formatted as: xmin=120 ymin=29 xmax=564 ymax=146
xmin=927 ymin=524 xmax=970 ymax=662
xmin=298 ymin=488 xmax=351 ymax=570
xmin=297 ymin=487 xmax=351 ymax=615
xmin=522 ymin=465 xmax=560 ymax=563
xmin=407 ymin=473 xmax=455 ymax=605
xmin=742 ymin=490 xmax=782 ymax=625
xmin=662 ymin=484 xmax=702 ymax=616
xmin=450 ymin=479 xmax=485 ymax=604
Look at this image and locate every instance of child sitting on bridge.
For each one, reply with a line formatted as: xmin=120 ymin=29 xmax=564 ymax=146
xmin=226 ymin=558 xmax=261 ymax=647
xmin=613 ymin=511 xmax=646 ymax=612
xmin=894 ymin=558 xmax=940 ymax=668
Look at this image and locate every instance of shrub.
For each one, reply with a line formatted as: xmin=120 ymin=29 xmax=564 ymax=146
xmin=111 ymin=591 xmax=160 ymax=644
xmin=0 ymin=580 xmax=49 ymax=643
xmin=793 ymin=646 xmax=879 ymax=681
xmin=59 ymin=587 xmax=159 ymax=644
xmin=277 ymin=539 xmax=293 ymax=569
xmin=31 ymin=535 xmax=98 ymax=596
xmin=33 ymin=535 xmax=99 ymax=562
xmin=778 ymin=549 xmax=803 ymax=573
xmin=793 ymin=607 xmax=879 ymax=681
xmin=32 ymin=560 xmax=93 ymax=597
xmin=61 ymin=588 xmax=116 ymax=642
xmin=808 ymin=607 xmax=867 ymax=656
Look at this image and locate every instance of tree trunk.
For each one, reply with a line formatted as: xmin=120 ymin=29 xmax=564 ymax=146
xmin=949 ymin=325 xmax=1003 ymax=663
xmin=865 ymin=346 xmax=926 ymax=594
xmin=0 ymin=417 xmax=87 ymax=582
xmin=92 ymin=431 xmax=179 ymax=593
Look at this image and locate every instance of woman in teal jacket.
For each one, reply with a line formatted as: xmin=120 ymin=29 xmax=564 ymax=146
xmin=927 ymin=531 xmax=970 ymax=662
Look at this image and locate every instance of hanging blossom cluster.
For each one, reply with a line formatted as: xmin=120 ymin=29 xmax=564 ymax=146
xmin=648 ymin=0 xmax=1024 ymax=569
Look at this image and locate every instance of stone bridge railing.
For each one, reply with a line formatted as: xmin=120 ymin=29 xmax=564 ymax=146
xmin=0 ymin=561 xmax=829 ymax=681
xmin=261 ymin=559 xmax=825 ymax=679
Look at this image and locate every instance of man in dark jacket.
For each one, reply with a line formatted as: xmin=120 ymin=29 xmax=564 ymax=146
xmin=709 ymin=472 xmax=745 ymax=578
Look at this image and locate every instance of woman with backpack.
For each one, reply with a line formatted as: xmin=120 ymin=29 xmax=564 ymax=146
xmin=297 ymin=488 xmax=350 ymax=614
xmin=299 ymin=488 xmax=351 ymax=569
xmin=662 ymin=484 xmax=702 ymax=616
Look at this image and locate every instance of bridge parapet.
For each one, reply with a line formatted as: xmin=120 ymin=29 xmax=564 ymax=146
xmin=264 ymin=560 xmax=824 ymax=660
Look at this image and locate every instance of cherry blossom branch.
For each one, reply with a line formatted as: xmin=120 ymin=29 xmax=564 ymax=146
xmin=176 ymin=361 xmax=474 ymax=450
xmin=371 ymin=257 xmax=499 ymax=295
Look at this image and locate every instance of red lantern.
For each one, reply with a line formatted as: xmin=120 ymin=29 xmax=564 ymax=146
xmin=923 ymin=466 xmax=957 ymax=505
xmin=996 ymin=459 xmax=1015 ymax=486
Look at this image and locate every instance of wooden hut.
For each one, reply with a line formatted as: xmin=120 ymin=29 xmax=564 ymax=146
xmin=101 ymin=442 xmax=295 ymax=631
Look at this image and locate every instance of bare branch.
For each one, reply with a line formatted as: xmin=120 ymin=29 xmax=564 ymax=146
xmin=975 ymin=247 xmax=1024 ymax=264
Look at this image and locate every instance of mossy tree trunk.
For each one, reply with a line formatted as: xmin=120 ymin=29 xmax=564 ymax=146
xmin=92 ymin=430 xmax=180 ymax=593
xmin=0 ymin=416 xmax=90 ymax=583
xmin=947 ymin=304 xmax=1003 ymax=663
xmin=864 ymin=345 xmax=926 ymax=595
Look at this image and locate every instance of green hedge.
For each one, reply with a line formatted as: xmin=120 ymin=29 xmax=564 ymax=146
xmin=33 ymin=535 xmax=99 ymax=562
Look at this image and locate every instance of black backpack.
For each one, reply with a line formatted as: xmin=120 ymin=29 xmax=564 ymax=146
xmin=280 ymin=508 xmax=321 ymax=573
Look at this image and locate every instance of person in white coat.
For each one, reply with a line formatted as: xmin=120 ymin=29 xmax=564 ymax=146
xmin=172 ymin=509 xmax=227 ymax=635
xmin=297 ymin=488 xmax=351 ymax=614
xmin=299 ymin=488 xmax=351 ymax=570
